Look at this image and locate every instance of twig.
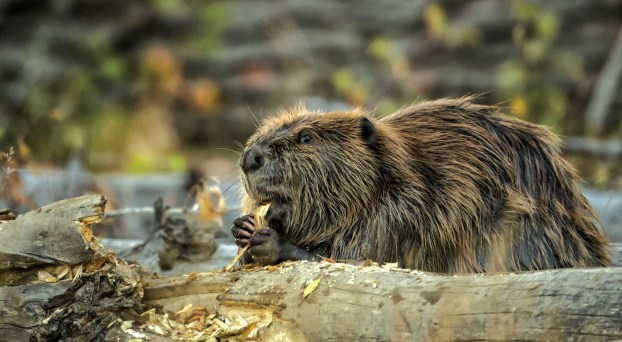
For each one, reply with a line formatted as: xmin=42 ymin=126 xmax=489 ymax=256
xmin=104 ymin=207 xmax=155 ymax=217
xmin=104 ymin=206 xmax=242 ymax=218
xmin=224 ymin=245 xmax=249 ymax=271
xmin=585 ymin=27 xmax=622 ymax=136
xmin=562 ymin=137 xmax=622 ymax=158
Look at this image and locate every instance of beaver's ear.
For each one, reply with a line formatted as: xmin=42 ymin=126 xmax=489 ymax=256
xmin=360 ymin=117 xmax=376 ymax=146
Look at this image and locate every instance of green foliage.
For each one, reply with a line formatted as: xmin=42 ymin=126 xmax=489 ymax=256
xmin=192 ymin=2 xmax=228 ymax=53
xmin=153 ymin=0 xmax=186 ymax=16
xmin=331 ymin=68 xmax=370 ymax=105
xmin=495 ymin=0 xmax=583 ymax=131
xmin=363 ymin=36 xmax=424 ymax=115
xmin=88 ymin=107 xmax=131 ymax=161
xmin=425 ymin=3 xmax=448 ymax=42
xmin=368 ymin=37 xmax=410 ymax=78
xmin=0 ymin=1 xmax=228 ymax=172
xmin=126 ymin=153 xmax=187 ymax=173
xmin=424 ymin=2 xmax=482 ymax=48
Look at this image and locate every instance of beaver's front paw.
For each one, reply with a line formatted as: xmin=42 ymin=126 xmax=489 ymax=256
xmin=231 ymin=214 xmax=256 ymax=248
xmin=248 ymin=228 xmax=284 ymax=265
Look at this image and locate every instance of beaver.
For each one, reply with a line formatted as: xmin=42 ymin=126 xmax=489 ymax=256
xmin=231 ymin=98 xmax=611 ymax=272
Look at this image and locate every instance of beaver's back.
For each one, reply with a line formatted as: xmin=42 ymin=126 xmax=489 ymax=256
xmin=378 ymin=99 xmax=610 ymax=271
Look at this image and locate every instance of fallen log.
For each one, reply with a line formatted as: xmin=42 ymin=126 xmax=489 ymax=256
xmin=0 ymin=194 xmax=106 ymax=270
xmin=2 ymin=195 xmax=622 ymax=341
xmin=0 ymin=195 xmax=149 ymax=341
xmin=144 ymin=261 xmax=622 ymax=341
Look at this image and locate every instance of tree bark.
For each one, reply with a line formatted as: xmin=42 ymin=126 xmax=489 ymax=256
xmin=0 ymin=194 xmax=106 ymax=270
xmin=0 ymin=282 xmax=73 ymax=341
xmin=144 ymin=260 xmax=622 ymax=341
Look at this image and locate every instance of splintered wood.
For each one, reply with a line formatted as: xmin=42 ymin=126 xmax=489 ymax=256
xmin=139 ymin=304 xmax=265 ymax=341
xmin=254 ymin=203 xmax=271 ymax=229
xmin=225 ymin=203 xmax=271 ymax=271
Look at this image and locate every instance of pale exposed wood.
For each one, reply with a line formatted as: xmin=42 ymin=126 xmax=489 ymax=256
xmin=144 ymin=261 xmax=622 ymax=341
xmin=0 ymin=194 xmax=106 ymax=270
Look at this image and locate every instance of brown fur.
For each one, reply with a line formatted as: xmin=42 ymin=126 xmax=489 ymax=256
xmin=240 ymin=98 xmax=611 ymax=272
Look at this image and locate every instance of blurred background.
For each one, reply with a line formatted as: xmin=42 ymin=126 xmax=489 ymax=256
xmin=1 ymin=0 xmax=621 ymax=241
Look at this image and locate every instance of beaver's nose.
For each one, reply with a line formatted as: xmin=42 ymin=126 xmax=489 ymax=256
xmin=241 ymin=146 xmax=265 ymax=173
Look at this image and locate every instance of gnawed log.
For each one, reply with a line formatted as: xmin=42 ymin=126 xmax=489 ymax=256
xmin=0 ymin=260 xmax=148 ymax=342
xmin=2 ymin=195 xmax=622 ymax=341
xmin=0 ymin=194 xmax=107 ymax=270
xmin=0 ymin=195 xmax=151 ymax=341
xmin=143 ymin=261 xmax=622 ymax=341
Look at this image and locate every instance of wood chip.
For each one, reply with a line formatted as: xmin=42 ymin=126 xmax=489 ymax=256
xmin=254 ymin=202 xmax=271 ymax=229
xmin=239 ymin=322 xmax=257 ymax=339
xmin=184 ymin=272 xmax=199 ymax=283
xmin=37 ymin=270 xmax=58 ymax=283
xmin=303 ymin=276 xmax=322 ymax=299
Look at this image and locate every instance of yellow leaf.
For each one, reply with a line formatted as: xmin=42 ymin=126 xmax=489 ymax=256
xmin=425 ymin=3 xmax=447 ymax=41
xmin=186 ymin=79 xmax=221 ymax=113
xmin=332 ymin=68 xmax=354 ymax=94
xmin=511 ymin=96 xmax=528 ymax=119
xmin=368 ymin=36 xmax=392 ymax=61
xmin=303 ymin=276 xmax=322 ymax=299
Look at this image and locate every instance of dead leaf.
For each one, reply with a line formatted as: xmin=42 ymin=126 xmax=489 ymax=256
xmin=303 ymin=276 xmax=322 ymax=299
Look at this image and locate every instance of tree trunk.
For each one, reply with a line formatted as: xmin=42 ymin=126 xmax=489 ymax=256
xmin=144 ymin=261 xmax=622 ymax=341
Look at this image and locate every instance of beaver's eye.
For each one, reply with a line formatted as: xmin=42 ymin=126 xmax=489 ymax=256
xmin=299 ymin=133 xmax=312 ymax=144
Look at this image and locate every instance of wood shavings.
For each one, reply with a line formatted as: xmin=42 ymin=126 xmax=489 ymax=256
xmin=138 ymin=305 xmax=264 ymax=341
xmin=37 ymin=270 xmax=58 ymax=283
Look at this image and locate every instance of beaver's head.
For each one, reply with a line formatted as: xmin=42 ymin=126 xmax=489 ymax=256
xmin=239 ymin=106 xmax=380 ymax=243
